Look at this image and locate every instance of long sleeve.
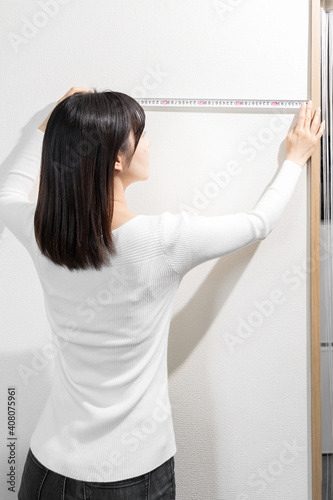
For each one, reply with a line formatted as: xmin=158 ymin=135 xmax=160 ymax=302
xmin=161 ymin=159 xmax=304 ymax=277
xmin=0 ymin=129 xmax=44 ymax=249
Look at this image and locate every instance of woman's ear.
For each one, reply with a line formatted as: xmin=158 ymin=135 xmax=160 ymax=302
xmin=114 ymin=158 xmax=122 ymax=172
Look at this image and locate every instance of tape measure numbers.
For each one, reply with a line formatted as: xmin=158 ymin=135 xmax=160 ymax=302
xmin=136 ymin=98 xmax=306 ymax=109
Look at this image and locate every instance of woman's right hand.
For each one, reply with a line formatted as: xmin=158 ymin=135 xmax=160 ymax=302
xmin=285 ymin=100 xmax=325 ymax=168
xmin=38 ymin=86 xmax=91 ymax=133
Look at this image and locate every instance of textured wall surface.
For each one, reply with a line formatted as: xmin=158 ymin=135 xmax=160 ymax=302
xmin=0 ymin=1 xmax=310 ymax=498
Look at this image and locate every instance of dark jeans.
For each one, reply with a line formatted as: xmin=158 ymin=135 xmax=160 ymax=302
xmin=18 ymin=448 xmax=176 ymax=500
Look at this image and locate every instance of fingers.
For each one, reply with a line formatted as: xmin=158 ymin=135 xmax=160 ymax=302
xmin=315 ymin=120 xmax=325 ymax=139
xmin=310 ymin=106 xmax=321 ymax=134
xmin=295 ymin=102 xmax=307 ymax=132
xmin=306 ymin=103 xmax=325 ymax=138
xmin=296 ymin=100 xmax=313 ymax=131
xmin=69 ymin=86 xmax=90 ymax=94
xmin=57 ymin=87 xmax=91 ymax=105
xmin=65 ymin=87 xmax=90 ymax=98
xmin=304 ymin=100 xmax=312 ymax=130
xmin=296 ymin=101 xmax=325 ymax=137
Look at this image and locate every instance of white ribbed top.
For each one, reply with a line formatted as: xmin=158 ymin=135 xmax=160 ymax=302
xmin=0 ymin=129 xmax=303 ymax=481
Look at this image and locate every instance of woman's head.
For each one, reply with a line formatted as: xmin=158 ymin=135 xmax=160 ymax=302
xmin=34 ymin=88 xmax=147 ymax=272
xmin=114 ymin=121 xmax=150 ymax=189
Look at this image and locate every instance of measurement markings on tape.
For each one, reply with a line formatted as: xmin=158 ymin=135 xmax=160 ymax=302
xmin=136 ymin=98 xmax=307 ymax=109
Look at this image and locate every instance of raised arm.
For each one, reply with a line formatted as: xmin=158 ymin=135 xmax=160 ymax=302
xmin=0 ymin=129 xmax=44 ymax=248
xmin=161 ymin=101 xmax=325 ymax=277
xmin=0 ymin=87 xmax=91 ymax=249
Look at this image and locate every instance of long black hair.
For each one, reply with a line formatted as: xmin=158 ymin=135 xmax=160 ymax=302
xmin=34 ymin=88 xmax=146 ymax=271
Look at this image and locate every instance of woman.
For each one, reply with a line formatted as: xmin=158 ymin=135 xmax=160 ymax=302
xmin=0 ymin=87 xmax=324 ymax=500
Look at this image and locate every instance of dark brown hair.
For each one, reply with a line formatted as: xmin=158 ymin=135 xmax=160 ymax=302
xmin=34 ymin=89 xmax=145 ymax=271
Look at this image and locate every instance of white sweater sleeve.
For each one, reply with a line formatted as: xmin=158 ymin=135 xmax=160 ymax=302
xmin=161 ymin=159 xmax=304 ymax=277
xmin=0 ymin=129 xmax=44 ymax=248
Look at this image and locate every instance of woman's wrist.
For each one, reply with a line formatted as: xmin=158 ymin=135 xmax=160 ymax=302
xmin=286 ymin=156 xmax=305 ymax=168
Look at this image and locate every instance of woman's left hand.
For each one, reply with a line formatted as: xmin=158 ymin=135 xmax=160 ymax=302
xmin=38 ymin=86 xmax=92 ymax=133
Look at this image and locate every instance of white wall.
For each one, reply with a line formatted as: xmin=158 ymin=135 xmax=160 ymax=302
xmin=0 ymin=1 xmax=311 ymax=498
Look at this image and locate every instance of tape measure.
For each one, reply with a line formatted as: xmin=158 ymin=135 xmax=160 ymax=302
xmin=136 ymin=98 xmax=306 ymax=109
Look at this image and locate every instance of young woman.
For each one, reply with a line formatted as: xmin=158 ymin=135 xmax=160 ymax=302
xmin=0 ymin=87 xmax=324 ymax=500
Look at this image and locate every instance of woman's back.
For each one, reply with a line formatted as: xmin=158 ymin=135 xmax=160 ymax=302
xmin=29 ymin=212 xmax=180 ymax=482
